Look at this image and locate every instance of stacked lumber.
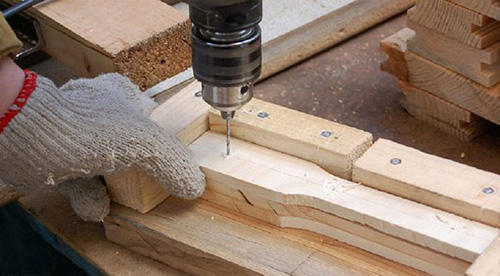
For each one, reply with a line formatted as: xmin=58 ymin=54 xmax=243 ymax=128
xmin=103 ymin=80 xmax=500 ymax=276
xmin=380 ymin=0 xmax=500 ymax=141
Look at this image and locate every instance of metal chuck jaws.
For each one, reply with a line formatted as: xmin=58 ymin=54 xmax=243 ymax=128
xmin=188 ymin=0 xmax=263 ymax=155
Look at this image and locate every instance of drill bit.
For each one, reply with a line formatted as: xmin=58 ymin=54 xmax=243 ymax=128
xmin=226 ymin=117 xmax=231 ymax=156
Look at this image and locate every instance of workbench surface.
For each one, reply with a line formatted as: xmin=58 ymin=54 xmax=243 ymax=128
xmin=2 ymin=14 xmax=499 ymax=275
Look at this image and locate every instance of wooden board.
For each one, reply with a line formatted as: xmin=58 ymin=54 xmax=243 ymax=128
xmin=174 ymin=0 xmax=415 ymax=80
xmin=398 ymin=81 xmax=490 ymax=141
xmin=208 ymin=99 xmax=373 ymax=179
xmin=408 ymin=0 xmax=500 ymax=49
xmin=3 ymin=0 xmax=191 ymax=90
xmin=105 ymin=198 xmax=426 ymax=276
xmin=407 ymin=19 xmax=500 ymax=87
xmin=381 ymin=28 xmax=500 ymax=125
xmin=189 ymin=132 xmax=498 ymax=263
xmin=353 ymin=138 xmax=500 ymax=227
xmin=467 ymin=234 xmax=500 ymax=276
xmin=447 ymin=0 xmax=500 ymax=21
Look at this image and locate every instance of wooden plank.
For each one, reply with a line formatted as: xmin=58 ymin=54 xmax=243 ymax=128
xmin=447 ymin=0 xmax=500 ymax=21
xmin=381 ymin=28 xmax=500 ymax=124
xmin=467 ymin=235 xmax=500 ymax=276
xmin=105 ymin=198 xmax=426 ymax=276
xmin=202 ymin=184 xmax=470 ymax=276
xmin=353 ymin=138 xmax=500 ymax=227
xmin=209 ymin=99 xmax=373 ymax=179
xmin=407 ymin=19 xmax=500 ymax=87
xmin=190 ymin=132 xmax=499 ymax=263
xmin=398 ymin=81 xmax=490 ymax=141
xmin=174 ymin=0 xmax=414 ymax=80
xmin=3 ymin=0 xmax=191 ymax=90
xmin=408 ymin=0 xmax=500 ymax=49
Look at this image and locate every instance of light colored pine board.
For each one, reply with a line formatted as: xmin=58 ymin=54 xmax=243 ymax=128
xmin=202 ymin=185 xmax=469 ymax=276
xmin=105 ymin=198 xmax=426 ymax=276
xmin=4 ymin=0 xmax=191 ymax=90
xmin=467 ymin=234 xmax=500 ymax=276
xmin=407 ymin=20 xmax=500 ymax=87
xmin=353 ymin=139 xmax=500 ymax=227
xmin=208 ymin=99 xmax=373 ymax=179
xmin=174 ymin=0 xmax=414 ymax=80
xmin=408 ymin=0 xmax=500 ymax=49
xmin=190 ymin=131 xmax=499 ymax=263
xmin=398 ymin=81 xmax=490 ymax=141
xmin=381 ymin=28 xmax=500 ymax=124
xmin=447 ymin=0 xmax=500 ymax=21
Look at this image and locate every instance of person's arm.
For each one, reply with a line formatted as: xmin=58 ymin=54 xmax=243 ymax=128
xmin=0 ymin=14 xmax=24 ymax=115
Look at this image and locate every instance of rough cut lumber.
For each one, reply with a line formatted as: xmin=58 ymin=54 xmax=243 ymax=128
xmin=408 ymin=1 xmax=500 ymax=49
xmin=407 ymin=19 xmax=500 ymax=87
xmin=209 ymin=100 xmax=373 ymax=179
xmin=381 ymin=29 xmax=500 ymax=124
xmin=174 ymin=0 xmax=415 ymax=80
xmin=105 ymin=199 xmax=426 ymax=276
xmin=190 ymin=132 xmax=498 ymax=263
xmin=3 ymin=0 xmax=191 ymax=90
xmin=467 ymin=234 xmax=500 ymax=276
xmin=447 ymin=0 xmax=500 ymax=21
xmin=353 ymin=139 xmax=500 ymax=227
xmin=398 ymin=81 xmax=490 ymax=141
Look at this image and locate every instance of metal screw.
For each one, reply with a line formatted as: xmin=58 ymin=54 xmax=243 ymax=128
xmin=194 ymin=91 xmax=202 ymax=97
xmin=320 ymin=130 xmax=332 ymax=138
xmin=483 ymin=187 xmax=495 ymax=195
xmin=257 ymin=112 xmax=269 ymax=118
xmin=390 ymin=158 xmax=402 ymax=165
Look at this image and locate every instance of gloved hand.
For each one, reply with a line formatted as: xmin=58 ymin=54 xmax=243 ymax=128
xmin=0 ymin=71 xmax=206 ymax=221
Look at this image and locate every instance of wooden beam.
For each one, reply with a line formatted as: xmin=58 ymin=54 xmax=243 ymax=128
xmin=407 ymin=19 xmax=500 ymax=87
xmin=398 ymin=81 xmax=490 ymax=141
xmin=447 ymin=0 xmax=500 ymax=21
xmin=467 ymin=235 xmax=500 ymax=276
xmin=189 ymin=132 xmax=498 ymax=263
xmin=381 ymin=28 xmax=500 ymax=124
xmin=105 ymin=198 xmax=426 ymax=276
xmin=3 ymin=0 xmax=191 ymax=90
xmin=208 ymin=100 xmax=373 ymax=179
xmin=353 ymin=138 xmax=500 ymax=227
xmin=408 ymin=0 xmax=500 ymax=49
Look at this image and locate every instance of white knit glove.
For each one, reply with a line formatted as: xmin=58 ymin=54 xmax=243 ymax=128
xmin=0 ymin=72 xmax=205 ymax=221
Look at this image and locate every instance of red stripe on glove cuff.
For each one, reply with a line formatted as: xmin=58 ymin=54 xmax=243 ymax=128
xmin=0 ymin=70 xmax=37 ymax=134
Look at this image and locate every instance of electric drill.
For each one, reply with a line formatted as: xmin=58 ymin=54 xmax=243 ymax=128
xmin=186 ymin=0 xmax=263 ymax=155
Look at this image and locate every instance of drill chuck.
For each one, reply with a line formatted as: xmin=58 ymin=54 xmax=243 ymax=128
xmin=190 ymin=0 xmax=262 ymax=118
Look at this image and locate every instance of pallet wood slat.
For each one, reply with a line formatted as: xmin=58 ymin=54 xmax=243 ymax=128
xmin=398 ymin=81 xmax=490 ymax=141
xmin=381 ymin=29 xmax=500 ymax=125
xmin=353 ymin=139 xmax=500 ymax=227
xmin=407 ymin=19 xmax=500 ymax=87
xmin=3 ymin=0 xmax=191 ymax=90
xmin=408 ymin=0 xmax=500 ymax=49
xmin=208 ymin=100 xmax=373 ymax=179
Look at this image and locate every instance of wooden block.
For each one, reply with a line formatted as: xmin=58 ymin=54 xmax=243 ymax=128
xmin=202 ymin=186 xmax=470 ymax=276
xmin=190 ymin=132 xmax=499 ymax=263
xmin=209 ymin=99 xmax=373 ymax=179
xmin=4 ymin=0 xmax=191 ymax=90
xmin=447 ymin=0 xmax=500 ymax=21
xmin=105 ymin=199 xmax=427 ymax=276
xmin=353 ymin=139 xmax=500 ymax=227
xmin=380 ymin=28 xmax=414 ymax=81
xmin=408 ymin=0 xmax=500 ymax=49
xmin=105 ymin=169 xmax=169 ymax=214
xmin=467 ymin=235 xmax=500 ymax=276
xmin=407 ymin=20 xmax=500 ymax=87
xmin=398 ymin=81 xmax=490 ymax=141
xmin=381 ymin=28 xmax=500 ymax=125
